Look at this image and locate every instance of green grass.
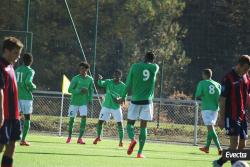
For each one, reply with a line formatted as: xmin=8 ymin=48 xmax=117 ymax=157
xmin=12 ymin=134 xmax=244 ymax=167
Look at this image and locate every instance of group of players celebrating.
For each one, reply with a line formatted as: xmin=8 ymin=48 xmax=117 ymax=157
xmin=64 ymin=51 xmax=159 ymax=159
xmin=0 ymin=36 xmax=249 ymax=167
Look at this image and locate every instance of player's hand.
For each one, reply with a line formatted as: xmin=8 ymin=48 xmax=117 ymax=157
xmin=80 ymin=88 xmax=88 ymax=94
xmin=98 ymin=74 xmax=103 ymax=80
xmin=116 ymin=97 xmax=125 ymax=105
xmin=218 ymin=118 xmax=224 ymax=130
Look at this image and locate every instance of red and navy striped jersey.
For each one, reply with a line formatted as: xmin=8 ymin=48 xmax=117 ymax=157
xmin=221 ymin=69 xmax=250 ymax=122
xmin=0 ymin=57 xmax=19 ymax=120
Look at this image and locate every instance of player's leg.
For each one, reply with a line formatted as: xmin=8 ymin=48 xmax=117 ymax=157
xmin=200 ymin=111 xmax=212 ymax=153
xmin=137 ymin=120 xmax=147 ymax=158
xmin=2 ymin=119 xmax=21 ymax=167
xmin=112 ymin=108 xmax=124 ymax=146
xmin=77 ymin=105 xmax=87 ymax=144
xmin=93 ymin=107 xmax=111 ymax=144
xmin=66 ymin=105 xmax=77 ymax=143
xmin=136 ymin=103 xmax=153 ymax=158
xmin=20 ymin=114 xmax=31 ymax=146
xmin=93 ymin=120 xmax=104 ymax=144
xmin=214 ymin=120 xmax=240 ymax=167
xmin=211 ymin=125 xmax=222 ymax=155
xmin=2 ymin=142 xmax=15 ymax=167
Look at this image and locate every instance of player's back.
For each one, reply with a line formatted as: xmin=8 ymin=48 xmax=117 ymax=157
xmin=198 ymin=79 xmax=221 ymax=111
xmin=128 ymin=62 xmax=159 ymax=101
xmin=15 ymin=65 xmax=35 ymax=100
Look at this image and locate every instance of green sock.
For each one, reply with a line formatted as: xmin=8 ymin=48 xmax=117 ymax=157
xmin=205 ymin=130 xmax=213 ymax=148
xmin=117 ymin=124 xmax=124 ymax=143
xmin=211 ymin=128 xmax=221 ymax=149
xmin=21 ymin=120 xmax=30 ymax=141
xmin=68 ymin=117 xmax=75 ymax=138
xmin=127 ymin=124 xmax=135 ymax=140
xmin=138 ymin=128 xmax=147 ymax=154
xmin=78 ymin=117 xmax=86 ymax=139
xmin=96 ymin=123 xmax=103 ymax=137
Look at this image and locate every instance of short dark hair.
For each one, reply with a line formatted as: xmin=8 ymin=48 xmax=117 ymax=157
xmin=202 ymin=68 xmax=212 ymax=78
xmin=79 ymin=61 xmax=90 ymax=69
xmin=238 ymin=55 xmax=250 ymax=66
xmin=145 ymin=51 xmax=155 ymax=62
xmin=23 ymin=53 xmax=33 ymax=66
xmin=114 ymin=69 xmax=122 ymax=76
xmin=2 ymin=36 xmax=24 ymax=52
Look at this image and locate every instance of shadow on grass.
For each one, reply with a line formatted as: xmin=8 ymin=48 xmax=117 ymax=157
xmin=16 ymin=151 xmax=212 ymax=162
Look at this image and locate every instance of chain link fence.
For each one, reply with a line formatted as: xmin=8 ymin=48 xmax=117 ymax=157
xmin=29 ymin=91 xmax=230 ymax=145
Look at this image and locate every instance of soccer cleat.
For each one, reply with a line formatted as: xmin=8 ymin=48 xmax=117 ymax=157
xmin=20 ymin=140 xmax=30 ymax=146
xmin=218 ymin=149 xmax=222 ymax=155
xmin=199 ymin=146 xmax=209 ymax=154
xmin=66 ymin=137 xmax=71 ymax=144
xmin=127 ymin=139 xmax=137 ymax=155
xmin=136 ymin=154 xmax=145 ymax=158
xmin=212 ymin=160 xmax=222 ymax=167
xmin=77 ymin=138 xmax=86 ymax=144
xmin=118 ymin=142 xmax=123 ymax=147
xmin=93 ymin=137 xmax=101 ymax=145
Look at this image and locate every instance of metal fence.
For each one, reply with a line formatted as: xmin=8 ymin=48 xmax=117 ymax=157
xmin=29 ymin=90 xmax=229 ymax=145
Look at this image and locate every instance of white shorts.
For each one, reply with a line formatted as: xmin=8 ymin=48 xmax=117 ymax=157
xmin=127 ymin=103 xmax=154 ymax=121
xmin=201 ymin=110 xmax=218 ymax=126
xmin=68 ymin=105 xmax=87 ymax=117
xmin=99 ymin=107 xmax=123 ymax=122
xmin=18 ymin=100 xmax=33 ymax=114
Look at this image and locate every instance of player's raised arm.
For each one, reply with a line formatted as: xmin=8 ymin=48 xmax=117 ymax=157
xmin=97 ymin=74 xmax=108 ymax=88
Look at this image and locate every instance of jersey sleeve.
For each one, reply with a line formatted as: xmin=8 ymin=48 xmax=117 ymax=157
xmin=88 ymin=78 xmax=94 ymax=103
xmin=221 ymin=76 xmax=231 ymax=97
xmin=194 ymin=82 xmax=203 ymax=99
xmin=122 ymin=65 xmax=133 ymax=98
xmin=98 ymin=79 xmax=109 ymax=88
xmin=68 ymin=77 xmax=81 ymax=94
xmin=0 ymin=68 xmax=5 ymax=89
xmin=25 ymin=70 xmax=36 ymax=91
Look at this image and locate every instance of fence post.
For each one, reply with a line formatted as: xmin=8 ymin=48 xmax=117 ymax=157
xmin=193 ymin=101 xmax=199 ymax=146
xmin=59 ymin=93 xmax=64 ymax=136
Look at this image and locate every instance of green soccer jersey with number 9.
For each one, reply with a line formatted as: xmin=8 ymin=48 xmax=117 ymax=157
xmin=195 ymin=79 xmax=221 ymax=111
xmin=123 ymin=62 xmax=159 ymax=101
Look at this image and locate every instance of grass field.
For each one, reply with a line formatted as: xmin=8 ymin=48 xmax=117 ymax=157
xmin=12 ymin=134 xmax=246 ymax=167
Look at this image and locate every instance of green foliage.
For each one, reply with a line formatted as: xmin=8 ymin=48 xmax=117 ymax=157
xmin=0 ymin=0 xmax=189 ymax=96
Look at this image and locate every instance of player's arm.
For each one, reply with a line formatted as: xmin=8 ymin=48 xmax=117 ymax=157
xmin=25 ymin=70 xmax=36 ymax=91
xmin=68 ymin=77 xmax=81 ymax=94
xmin=218 ymin=77 xmax=231 ymax=129
xmin=0 ymin=69 xmax=5 ymax=127
xmin=97 ymin=74 xmax=108 ymax=88
xmin=122 ymin=66 xmax=133 ymax=99
xmin=88 ymin=78 xmax=94 ymax=104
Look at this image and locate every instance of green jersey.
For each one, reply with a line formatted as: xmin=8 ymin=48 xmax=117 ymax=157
xmin=123 ymin=62 xmax=159 ymax=101
xmin=98 ymin=79 xmax=126 ymax=109
xmin=15 ymin=65 xmax=36 ymax=100
xmin=68 ymin=74 xmax=93 ymax=106
xmin=195 ymin=79 xmax=221 ymax=111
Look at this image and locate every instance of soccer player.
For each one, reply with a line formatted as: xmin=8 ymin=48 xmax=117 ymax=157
xmin=195 ymin=69 xmax=222 ymax=155
xmin=213 ymin=55 xmax=250 ymax=167
xmin=122 ymin=51 xmax=159 ymax=158
xmin=66 ymin=61 xmax=93 ymax=144
xmin=93 ymin=69 xmax=126 ymax=147
xmin=0 ymin=37 xmax=23 ymax=167
xmin=15 ymin=53 xmax=36 ymax=146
